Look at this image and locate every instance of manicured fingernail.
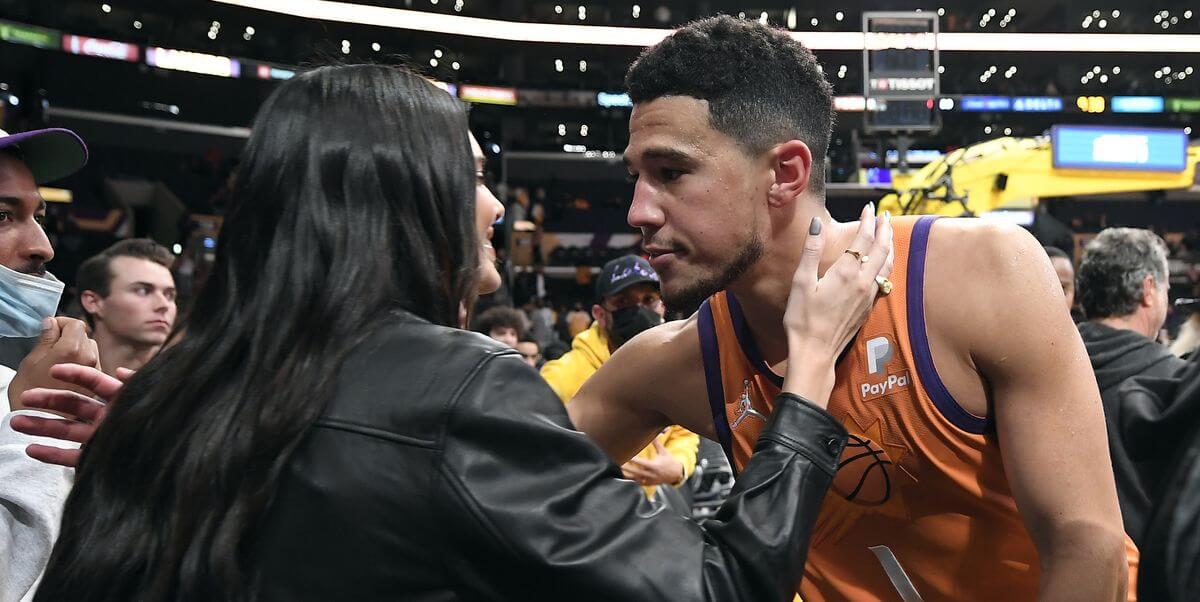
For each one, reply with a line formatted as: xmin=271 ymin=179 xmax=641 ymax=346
xmin=884 ymin=210 xmax=891 ymax=219
xmin=809 ymin=217 xmax=821 ymax=235
xmin=868 ymin=202 xmax=875 ymax=214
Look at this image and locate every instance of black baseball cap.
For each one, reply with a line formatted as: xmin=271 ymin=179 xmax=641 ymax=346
xmin=0 ymin=127 xmax=88 ymax=183
xmin=597 ymin=254 xmax=660 ymax=300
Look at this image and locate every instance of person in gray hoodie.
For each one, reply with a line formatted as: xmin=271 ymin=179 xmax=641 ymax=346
xmin=1076 ymin=227 xmax=1186 ymax=545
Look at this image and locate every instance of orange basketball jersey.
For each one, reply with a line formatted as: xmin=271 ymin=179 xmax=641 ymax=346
xmin=697 ymin=216 xmax=1137 ymax=601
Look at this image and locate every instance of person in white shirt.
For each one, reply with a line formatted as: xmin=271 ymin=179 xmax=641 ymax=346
xmin=0 ymin=127 xmax=95 ymax=602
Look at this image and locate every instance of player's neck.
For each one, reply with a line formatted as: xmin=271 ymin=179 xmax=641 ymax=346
xmin=727 ymin=211 xmax=859 ymax=365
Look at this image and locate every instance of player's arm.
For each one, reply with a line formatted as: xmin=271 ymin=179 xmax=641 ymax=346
xmin=966 ymin=224 xmax=1128 ymax=601
xmin=567 ymin=318 xmax=714 ymax=465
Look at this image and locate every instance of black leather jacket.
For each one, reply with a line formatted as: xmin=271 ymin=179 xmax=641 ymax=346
xmin=252 ymin=313 xmax=847 ymax=601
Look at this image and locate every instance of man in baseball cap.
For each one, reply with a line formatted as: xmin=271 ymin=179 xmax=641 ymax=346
xmin=0 ymin=126 xmax=98 ymax=602
xmin=0 ymin=128 xmax=89 ymax=185
xmin=542 ymin=254 xmax=699 ymax=505
xmin=0 ymin=127 xmax=96 ymax=398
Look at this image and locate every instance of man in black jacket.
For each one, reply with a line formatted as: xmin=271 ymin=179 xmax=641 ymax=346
xmin=1133 ymin=353 xmax=1200 ymax=601
xmin=1076 ymin=227 xmax=1186 ymax=544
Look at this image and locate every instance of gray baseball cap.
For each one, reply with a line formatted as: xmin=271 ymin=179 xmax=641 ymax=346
xmin=0 ymin=127 xmax=88 ymax=183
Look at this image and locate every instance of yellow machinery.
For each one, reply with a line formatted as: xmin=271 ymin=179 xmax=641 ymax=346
xmin=878 ymin=136 xmax=1200 ymax=216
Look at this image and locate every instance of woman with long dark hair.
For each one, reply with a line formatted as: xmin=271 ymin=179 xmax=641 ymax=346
xmin=28 ymin=64 xmax=892 ymax=601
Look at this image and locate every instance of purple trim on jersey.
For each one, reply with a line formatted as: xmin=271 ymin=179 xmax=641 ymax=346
xmin=698 ymin=300 xmax=737 ymax=471
xmin=906 ymin=216 xmax=993 ymax=434
xmin=725 ymin=292 xmax=786 ymax=389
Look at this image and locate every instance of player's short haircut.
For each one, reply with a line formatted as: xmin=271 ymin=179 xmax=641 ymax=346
xmin=1078 ymin=228 xmax=1169 ymax=319
xmin=625 ymin=15 xmax=835 ymax=193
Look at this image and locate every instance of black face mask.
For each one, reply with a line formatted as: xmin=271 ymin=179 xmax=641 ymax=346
xmin=608 ymin=305 xmax=663 ymax=349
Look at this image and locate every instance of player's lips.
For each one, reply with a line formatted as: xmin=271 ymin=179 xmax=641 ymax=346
xmin=644 ymin=246 xmax=680 ymax=270
xmin=147 ymin=320 xmax=171 ymax=329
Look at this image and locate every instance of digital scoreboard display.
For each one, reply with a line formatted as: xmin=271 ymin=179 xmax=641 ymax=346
xmin=1052 ymin=125 xmax=1188 ymax=172
xmin=863 ymin=12 xmax=939 ymax=132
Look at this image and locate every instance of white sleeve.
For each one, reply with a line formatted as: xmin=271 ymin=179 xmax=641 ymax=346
xmin=0 ymin=390 xmax=77 ymax=602
xmin=0 ymin=364 xmax=14 ymax=412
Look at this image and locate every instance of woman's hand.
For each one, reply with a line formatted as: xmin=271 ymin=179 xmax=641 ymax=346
xmin=782 ymin=204 xmax=893 ymax=406
xmin=9 ymin=363 xmax=129 ymax=468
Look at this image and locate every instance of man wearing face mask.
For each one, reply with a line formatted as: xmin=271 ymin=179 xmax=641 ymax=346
xmin=542 ymin=255 xmax=699 ymax=502
xmin=0 ymin=127 xmax=97 ymax=602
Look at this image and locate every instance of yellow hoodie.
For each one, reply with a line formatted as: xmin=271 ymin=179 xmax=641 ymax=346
xmin=541 ymin=322 xmax=699 ymax=499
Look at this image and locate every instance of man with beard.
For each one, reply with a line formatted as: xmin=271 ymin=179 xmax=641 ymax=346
xmin=567 ymin=16 xmax=1135 ymax=601
xmin=542 ymin=255 xmax=699 ymax=503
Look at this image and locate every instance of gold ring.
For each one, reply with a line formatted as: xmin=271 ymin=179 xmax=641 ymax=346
xmin=845 ymin=249 xmax=869 ymax=264
xmin=876 ymin=275 xmax=893 ymax=295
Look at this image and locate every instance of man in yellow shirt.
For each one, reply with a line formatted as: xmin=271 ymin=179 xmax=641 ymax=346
xmin=542 ymin=255 xmax=699 ymax=501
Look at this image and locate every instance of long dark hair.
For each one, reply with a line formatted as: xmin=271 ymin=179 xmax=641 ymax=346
xmin=36 ymin=64 xmax=478 ymax=601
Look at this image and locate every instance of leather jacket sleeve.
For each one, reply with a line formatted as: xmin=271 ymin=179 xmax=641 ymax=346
xmin=435 ymin=351 xmax=846 ymax=602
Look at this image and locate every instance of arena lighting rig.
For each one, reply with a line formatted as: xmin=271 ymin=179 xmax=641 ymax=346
xmin=213 ymin=0 xmax=1200 ymax=53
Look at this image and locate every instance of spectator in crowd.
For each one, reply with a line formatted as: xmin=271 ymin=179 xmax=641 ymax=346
xmin=1134 ymin=352 xmax=1200 ymax=602
xmin=472 ymin=305 xmax=526 ymax=348
xmin=1170 ymin=290 xmax=1200 ymax=358
xmin=1044 ymin=246 xmax=1076 ymax=315
xmin=1171 ymin=310 xmax=1200 ymax=358
xmin=1076 ymin=227 xmax=1186 ymax=544
xmin=566 ymin=301 xmax=591 ymax=338
xmin=542 ymin=255 xmax=699 ymax=504
xmin=554 ymin=303 xmax=573 ymax=343
xmin=507 ymin=187 xmax=530 ymax=224
xmin=0 ymin=127 xmax=96 ymax=602
xmin=526 ymin=297 xmax=560 ymax=350
xmin=516 ymin=335 xmax=542 ymax=369
xmin=76 ymin=239 xmax=177 ymax=376
xmin=541 ymin=338 xmax=570 ymax=362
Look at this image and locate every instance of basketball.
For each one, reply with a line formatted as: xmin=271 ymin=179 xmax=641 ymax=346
xmin=831 ymin=434 xmax=894 ymax=506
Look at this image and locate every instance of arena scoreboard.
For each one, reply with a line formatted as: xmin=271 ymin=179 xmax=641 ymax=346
xmin=1051 ymin=125 xmax=1189 ymax=172
xmin=862 ymin=12 xmax=939 ymax=132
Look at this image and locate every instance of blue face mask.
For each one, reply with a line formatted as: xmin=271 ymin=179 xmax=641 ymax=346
xmin=0 ymin=264 xmax=64 ymax=338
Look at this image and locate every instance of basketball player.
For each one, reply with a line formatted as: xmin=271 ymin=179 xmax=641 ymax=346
xmin=567 ymin=16 xmax=1135 ymax=601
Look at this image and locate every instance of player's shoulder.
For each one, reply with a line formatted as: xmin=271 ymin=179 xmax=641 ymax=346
xmin=921 ymin=218 xmax=1054 ymax=336
xmin=620 ymin=312 xmax=701 ymax=357
xmin=579 ymin=312 xmax=707 ymax=414
xmin=926 ymin=217 xmax=1043 ymax=276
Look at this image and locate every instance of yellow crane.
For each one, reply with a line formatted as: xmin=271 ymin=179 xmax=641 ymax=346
xmin=878 ymin=136 xmax=1200 ymax=216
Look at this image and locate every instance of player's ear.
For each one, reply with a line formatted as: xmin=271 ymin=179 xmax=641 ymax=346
xmin=767 ymin=139 xmax=813 ymax=208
